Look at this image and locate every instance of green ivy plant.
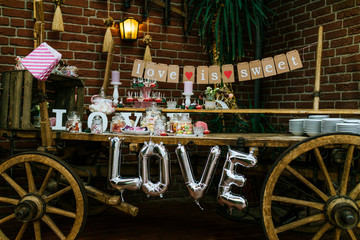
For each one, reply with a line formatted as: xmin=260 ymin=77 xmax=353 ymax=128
xmin=186 ymin=0 xmax=269 ymax=64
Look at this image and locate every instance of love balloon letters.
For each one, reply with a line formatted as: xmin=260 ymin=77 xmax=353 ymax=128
xmin=109 ymin=137 xmax=257 ymax=211
xmin=131 ymin=50 xmax=302 ymax=83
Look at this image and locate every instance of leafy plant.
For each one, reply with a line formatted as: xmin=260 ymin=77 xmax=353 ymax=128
xmin=204 ymin=86 xmax=219 ymax=101
xmin=186 ymin=0 xmax=270 ymax=64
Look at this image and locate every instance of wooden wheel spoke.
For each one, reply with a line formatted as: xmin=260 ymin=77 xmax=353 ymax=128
xmin=312 ymin=222 xmax=332 ymax=240
xmin=285 ymin=165 xmax=329 ymax=202
xmin=334 ymin=228 xmax=341 ymax=240
xmin=272 ymin=195 xmax=324 ymax=210
xmin=275 ymin=213 xmax=325 ymax=234
xmin=33 ymin=220 xmax=41 ymax=240
xmin=1 ymin=173 xmax=27 ymax=197
xmin=0 ymin=196 xmax=19 ymax=205
xmin=15 ymin=222 xmax=28 ymax=240
xmin=349 ymin=183 xmax=360 ymax=200
xmin=0 ymin=213 xmax=15 ymax=225
xmin=38 ymin=167 xmax=54 ymax=196
xmin=340 ymin=145 xmax=354 ymax=196
xmin=44 ymin=186 xmax=72 ymax=203
xmin=0 ymin=229 xmax=8 ymax=240
xmin=25 ymin=162 xmax=36 ymax=193
xmin=313 ymin=148 xmax=337 ymax=196
xmin=46 ymin=206 xmax=76 ymax=218
xmin=346 ymin=229 xmax=357 ymax=240
xmin=42 ymin=214 xmax=66 ymax=240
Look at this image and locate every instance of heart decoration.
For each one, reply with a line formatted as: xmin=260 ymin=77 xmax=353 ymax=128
xmin=185 ymin=72 xmax=193 ymax=80
xmin=224 ymin=71 xmax=232 ymax=79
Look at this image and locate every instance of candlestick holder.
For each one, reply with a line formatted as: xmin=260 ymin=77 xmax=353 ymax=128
xmin=182 ymin=92 xmax=194 ymax=107
xmin=111 ymin=81 xmax=122 ymax=106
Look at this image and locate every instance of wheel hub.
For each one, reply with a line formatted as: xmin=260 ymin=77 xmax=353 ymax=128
xmin=14 ymin=194 xmax=46 ymax=222
xmin=325 ymin=196 xmax=359 ymax=229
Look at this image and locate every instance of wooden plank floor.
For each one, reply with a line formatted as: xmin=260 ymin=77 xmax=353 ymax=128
xmin=78 ymin=198 xmax=268 ymax=240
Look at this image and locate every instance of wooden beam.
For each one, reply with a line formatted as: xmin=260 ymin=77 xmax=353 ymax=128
xmin=112 ymin=107 xmax=360 ymax=115
xmin=102 ymin=39 xmax=115 ymax=95
xmin=313 ymin=26 xmax=323 ymax=110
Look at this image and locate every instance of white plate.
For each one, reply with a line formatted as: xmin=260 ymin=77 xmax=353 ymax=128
xmin=290 ymin=131 xmax=304 ymax=136
xmin=121 ymin=129 xmax=150 ymax=135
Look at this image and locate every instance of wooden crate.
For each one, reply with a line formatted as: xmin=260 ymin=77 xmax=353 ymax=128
xmin=0 ymin=70 xmax=84 ymax=130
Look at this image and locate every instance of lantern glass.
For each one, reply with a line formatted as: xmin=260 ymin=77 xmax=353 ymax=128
xmin=119 ymin=18 xmax=139 ymax=41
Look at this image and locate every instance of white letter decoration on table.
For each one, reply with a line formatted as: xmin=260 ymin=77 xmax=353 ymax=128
xmin=120 ymin=112 xmax=142 ymax=127
xmin=51 ymin=109 xmax=66 ymax=130
xmin=87 ymin=112 xmax=108 ymax=132
xmin=217 ymin=148 xmax=257 ymax=211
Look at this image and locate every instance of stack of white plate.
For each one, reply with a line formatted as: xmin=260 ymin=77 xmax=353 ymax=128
xmin=321 ymin=118 xmax=343 ymax=133
xmin=336 ymin=123 xmax=360 ymax=134
xmin=343 ymin=119 xmax=360 ymax=123
xmin=289 ymin=119 xmax=305 ymax=136
xmin=304 ymin=119 xmax=322 ymax=136
xmin=308 ymin=115 xmax=330 ymax=119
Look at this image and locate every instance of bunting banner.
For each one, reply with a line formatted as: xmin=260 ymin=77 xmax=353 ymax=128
xmin=131 ymin=50 xmax=303 ymax=84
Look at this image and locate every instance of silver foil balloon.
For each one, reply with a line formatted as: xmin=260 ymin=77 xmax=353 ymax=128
xmin=108 ymin=137 xmax=142 ymax=191
xmin=139 ymin=141 xmax=170 ymax=197
xmin=217 ymin=147 xmax=257 ymax=211
xmin=176 ymin=144 xmax=221 ymax=201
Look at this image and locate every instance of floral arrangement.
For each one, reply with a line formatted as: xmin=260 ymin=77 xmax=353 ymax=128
xmin=204 ymin=86 xmax=219 ymax=101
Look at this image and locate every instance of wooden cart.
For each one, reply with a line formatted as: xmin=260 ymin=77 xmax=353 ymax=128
xmin=1 ymin=105 xmax=360 ymax=239
xmin=0 ymin=2 xmax=359 ymax=239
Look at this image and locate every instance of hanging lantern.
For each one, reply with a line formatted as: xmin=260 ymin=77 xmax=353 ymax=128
xmin=119 ymin=17 xmax=140 ymax=41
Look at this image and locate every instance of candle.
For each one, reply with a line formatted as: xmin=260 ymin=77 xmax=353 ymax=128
xmin=112 ymin=71 xmax=120 ymax=82
xmin=184 ymin=81 xmax=193 ymax=94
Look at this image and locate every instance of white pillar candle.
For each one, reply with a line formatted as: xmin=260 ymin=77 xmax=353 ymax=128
xmin=112 ymin=71 xmax=120 ymax=82
xmin=184 ymin=81 xmax=193 ymax=94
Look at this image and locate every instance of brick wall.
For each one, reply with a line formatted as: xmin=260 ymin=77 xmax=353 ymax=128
xmin=257 ymin=0 xmax=360 ymax=128
xmin=0 ymin=0 xmax=209 ymax=104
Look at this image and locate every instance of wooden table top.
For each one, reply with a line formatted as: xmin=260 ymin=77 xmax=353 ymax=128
xmin=52 ymin=132 xmax=307 ymax=148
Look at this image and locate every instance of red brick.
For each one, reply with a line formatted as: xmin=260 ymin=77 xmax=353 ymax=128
xmin=336 ymin=82 xmax=358 ymax=91
xmin=329 ymin=74 xmax=352 ymax=83
xmin=335 ymin=101 xmax=358 ymax=109
xmin=330 ymin=57 xmax=341 ymax=65
xmin=347 ymin=63 xmax=360 ymax=72
xmin=316 ymin=13 xmax=336 ymax=25
xmin=84 ymin=9 xmax=96 ymax=17
xmin=3 ymin=8 xmax=31 ymax=18
xmin=333 ymin=0 xmax=355 ymax=11
xmin=325 ymin=29 xmax=347 ymax=40
xmin=323 ymin=21 xmax=343 ymax=32
xmin=69 ymin=42 xmax=95 ymax=52
xmin=1 ymin=47 xmax=14 ymax=55
xmin=89 ymin=18 xmax=105 ymax=27
xmin=312 ymin=6 xmax=331 ymax=18
xmin=322 ymin=92 xmax=341 ymax=100
xmin=17 ymin=29 xmax=33 ymax=38
xmin=342 ymin=54 xmax=360 ymax=64
xmin=330 ymin=36 xmax=353 ymax=48
xmin=64 ymin=24 xmax=82 ymax=33
xmin=342 ymin=91 xmax=360 ymax=100
xmin=348 ymin=25 xmax=360 ymax=35
xmin=336 ymin=45 xmax=359 ymax=55
xmin=325 ymin=66 xmax=346 ymax=74
xmin=337 ymin=7 xmax=360 ymax=19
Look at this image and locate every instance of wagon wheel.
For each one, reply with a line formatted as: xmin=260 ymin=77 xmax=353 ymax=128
xmin=262 ymin=133 xmax=360 ymax=239
xmin=0 ymin=152 xmax=88 ymax=240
